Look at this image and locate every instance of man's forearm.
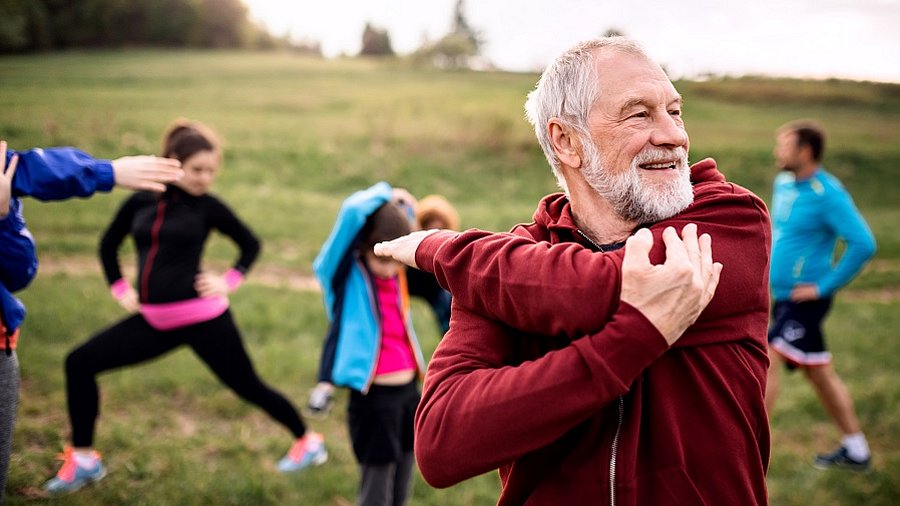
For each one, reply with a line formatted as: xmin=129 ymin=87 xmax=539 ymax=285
xmin=417 ymin=229 xmax=623 ymax=337
xmin=415 ymin=303 xmax=667 ymax=487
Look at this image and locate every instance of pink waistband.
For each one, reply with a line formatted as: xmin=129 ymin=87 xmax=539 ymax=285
xmin=140 ymin=296 xmax=229 ymax=331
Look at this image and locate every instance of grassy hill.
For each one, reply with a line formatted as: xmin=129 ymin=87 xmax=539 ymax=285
xmin=2 ymin=50 xmax=898 ymax=505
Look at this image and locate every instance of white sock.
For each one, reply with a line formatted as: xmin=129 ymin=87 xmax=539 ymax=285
xmin=73 ymin=450 xmax=100 ymax=469
xmin=841 ymin=433 xmax=870 ymax=461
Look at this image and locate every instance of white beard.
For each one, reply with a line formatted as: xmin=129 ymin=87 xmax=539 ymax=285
xmin=582 ymin=143 xmax=693 ymax=224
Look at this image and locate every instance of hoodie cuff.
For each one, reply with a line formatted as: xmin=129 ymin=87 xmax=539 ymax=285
xmin=95 ymin=160 xmax=116 ymax=192
xmin=415 ymin=230 xmax=458 ymax=272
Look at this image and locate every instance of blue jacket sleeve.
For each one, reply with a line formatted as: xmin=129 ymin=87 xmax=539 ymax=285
xmin=0 ymin=199 xmax=37 ymax=333
xmin=818 ymin=188 xmax=876 ymax=296
xmin=312 ymin=182 xmax=393 ymax=319
xmin=0 ymin=283 xmax=26 ymax=334
xmin=1 ymin=145 xmax=114 ymax=333
xmin=8 ymin=147 xmax=115 ymax=200
xmin=0 ymin=198 xmax=38 ymax=292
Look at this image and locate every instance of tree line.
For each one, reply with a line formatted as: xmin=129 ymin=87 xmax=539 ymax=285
xmin=0 ymin=0 xmax=289 ymax=53
xmin=0 ymin=0 xmax=485 ymax=68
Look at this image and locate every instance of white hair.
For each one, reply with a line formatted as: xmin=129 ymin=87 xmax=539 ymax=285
xmin=524 ymin=37 xmax=652 ymax=193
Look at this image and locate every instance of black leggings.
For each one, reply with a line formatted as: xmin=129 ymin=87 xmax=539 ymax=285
xmin=65 ymin=310 xmax=306 ymax=447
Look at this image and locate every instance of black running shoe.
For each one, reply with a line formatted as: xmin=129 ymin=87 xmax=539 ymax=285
xmin=813 ymin=446 xmax=871 ymax=471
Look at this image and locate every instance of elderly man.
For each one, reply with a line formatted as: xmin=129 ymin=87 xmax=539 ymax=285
xmin=376 ymin=37 xmax=771 ymax=505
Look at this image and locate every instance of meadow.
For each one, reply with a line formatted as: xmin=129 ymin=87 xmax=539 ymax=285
xmin=2 ymin=50 xmax=899 ymax=505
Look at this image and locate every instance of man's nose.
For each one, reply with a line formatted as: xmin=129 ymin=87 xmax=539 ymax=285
xmin=651 ymin=113 xmax=688 ymax=148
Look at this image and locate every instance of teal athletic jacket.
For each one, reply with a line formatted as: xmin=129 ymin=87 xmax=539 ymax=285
xmin=770 ymin=167 xmax=876 ymax=302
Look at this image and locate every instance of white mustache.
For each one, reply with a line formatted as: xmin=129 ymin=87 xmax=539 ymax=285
xmin=633 ymin=147 xmax=688 ymax=167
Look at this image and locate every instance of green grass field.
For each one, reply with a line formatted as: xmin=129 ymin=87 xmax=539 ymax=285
xmin=2 ymin=50 xmax=899 ymax=505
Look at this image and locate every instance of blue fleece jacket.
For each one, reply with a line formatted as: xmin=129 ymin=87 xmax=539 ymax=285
xmin=1 ymin=147 xmax=115 ymax=334
xmin=312 ymin=182 xmax=425 ymax=393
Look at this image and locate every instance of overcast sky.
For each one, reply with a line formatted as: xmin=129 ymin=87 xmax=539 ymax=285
xmin=243 ymin=0 xmax=900 ymax=83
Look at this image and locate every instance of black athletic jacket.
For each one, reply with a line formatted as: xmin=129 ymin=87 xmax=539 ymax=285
xmin=99 ymin=186 xmax=260 ymax=304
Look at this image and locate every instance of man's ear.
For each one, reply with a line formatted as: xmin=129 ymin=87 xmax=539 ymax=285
xmin=799 ymin=144 xmax=815 ymax=164
xmin=548 ymin=119 xmax=583 ymax=169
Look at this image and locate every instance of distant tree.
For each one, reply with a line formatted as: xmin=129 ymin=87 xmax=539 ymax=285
xmin=0 ymin=0 xmax=296 ymax=53
xmin=195 ymin=0 xmax=250 ymax=48
xmin=359 ymin=22 xmax=394 ymax=56
xmin=602 ymin=28 xmax=625 ymax=38
xmin=287 ymin=37 xmax=323 ymax=56
xmin=452 ymin=0 xmax=480 ymax=53
xmin=413 ymin=0 xmax=483 ymax=69
xmin=0 ymin=0 xmax=52 ymax=51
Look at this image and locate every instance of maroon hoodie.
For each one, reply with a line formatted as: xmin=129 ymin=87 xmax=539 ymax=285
xmin=413 ymin=159 xmax=771 ymax=505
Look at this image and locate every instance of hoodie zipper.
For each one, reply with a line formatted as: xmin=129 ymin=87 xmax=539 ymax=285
xmin=609 ymin=396 xmax=624 ymax=506
xmin=141 ymin=200 xmax=167 ymax=302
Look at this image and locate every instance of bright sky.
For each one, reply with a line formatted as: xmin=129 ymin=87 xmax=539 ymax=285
xmin=243 ymin=0 xmax=900 ymax=83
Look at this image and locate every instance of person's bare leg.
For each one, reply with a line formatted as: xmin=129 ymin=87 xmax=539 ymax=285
xmin=804 ymin=363 xmax=871 ymax=469
xmin=803 ymin=364 xmax=861 ymax=435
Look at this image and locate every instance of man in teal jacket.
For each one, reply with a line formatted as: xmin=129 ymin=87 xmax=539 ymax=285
xmin=766 ymin=120 xmax=876 ymax=471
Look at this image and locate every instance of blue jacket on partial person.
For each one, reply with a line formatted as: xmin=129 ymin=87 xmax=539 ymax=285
xmin=312 ymin=182 xmax=425 ymax=393
xmin=1 ymin=147 xmax=115 ymax=337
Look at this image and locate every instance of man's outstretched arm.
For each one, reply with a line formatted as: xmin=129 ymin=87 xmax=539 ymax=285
xmin=377 ymin=183 xmax=769 ymax=343
xmin=5 ymin=141 xmax=181 ymax=201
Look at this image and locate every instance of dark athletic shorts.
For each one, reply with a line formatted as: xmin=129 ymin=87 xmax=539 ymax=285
xmin=348 ymin=380 xmax=420 ymax=465
xmin=768 ymin=298 xmax=833 ymax=369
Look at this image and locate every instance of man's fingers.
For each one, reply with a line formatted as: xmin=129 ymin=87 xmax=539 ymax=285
xmin=699 ymin=232 xmax=713 ymax=281
xmin=4 ymin=155 xmax=18 ymax=179
xmin=1 ymin=140 xmax=7 ymax=173
xmin=1 ymin=138 xmax=17 ymax=179
xmin=154 ymin=156 xmax=182 ymax=169
xmin=660 ymin=226 xmax=689 ymax=266
xmin=129 ymin=155 xmax=182 ymax=169
xmin=137 ymin=181 xmax=168 ymax=193
xmin=374 ymin=229 xmax=437 ymax=267
xmin=139 ymin=163 xmax=183 ymax=183
xmin=706 ymin=262 xmax=724 ymax=303
xmin=681 ymin=223 xmax=700 ymax=264
xmin=112 ymin=155 xmax=183 ymax=190
xmin=156 ymin=167 xmax=183 ymax=182
xmin=146 ymin=158 xmax=183 ymax=179
xmin=373 ymin=240 xmax=391 ymax=257
xmin=623 ymin=227 xmax=654 ymax=271
xmin=374 ymin=236 xmax=416 ymax=267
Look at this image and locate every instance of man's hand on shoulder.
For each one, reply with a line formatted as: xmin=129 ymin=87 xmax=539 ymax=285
xmin=620 ymin=224 xmax=723 ymax=345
